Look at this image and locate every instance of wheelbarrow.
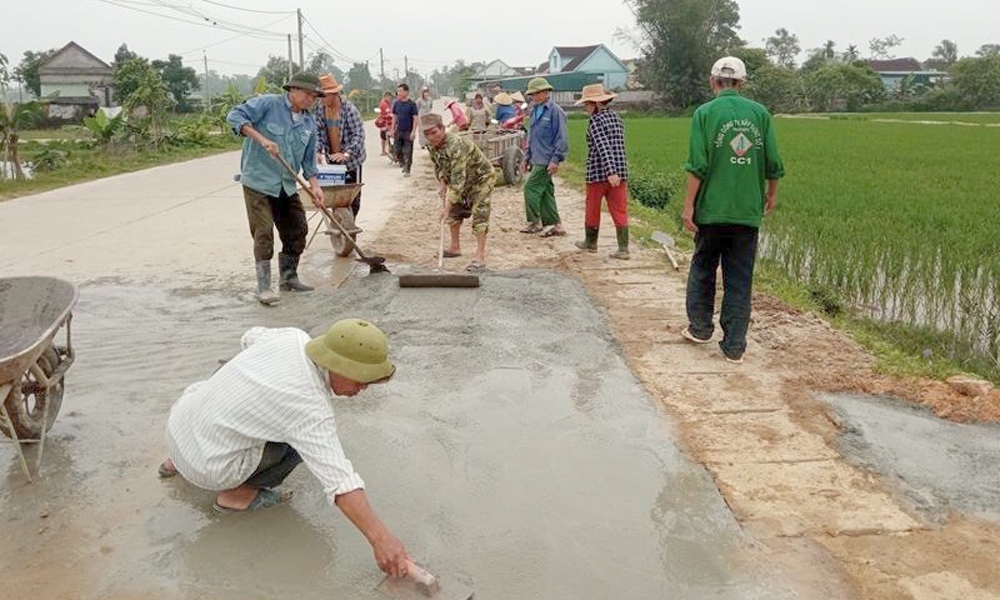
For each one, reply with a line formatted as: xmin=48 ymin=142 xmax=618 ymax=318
xmin=0 ymin=277 xmax=78 ymax=481
xmin=305 ymin=182 xmax=365 ymax=257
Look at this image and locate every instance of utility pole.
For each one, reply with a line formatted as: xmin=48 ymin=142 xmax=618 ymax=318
xmin=203 ymin=51 xmax=211 ymax=112
xmin=404 ymin=55 xmax=408 ymax=78
xmin=379 ymin=48 xmax=385 ymax=81
xmin=287 ymin=34 xmax=294 ymax=80
xmin=296 ymin=8 xmax=304 ymax=70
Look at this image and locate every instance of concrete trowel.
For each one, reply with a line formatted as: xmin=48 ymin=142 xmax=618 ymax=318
xmin=376 ymin=560 xmax=474 ymax=600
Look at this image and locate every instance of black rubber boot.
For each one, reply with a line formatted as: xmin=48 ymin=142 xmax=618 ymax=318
xmin=278 ymin=253 xmax=314 ymax=292
xmin=610 ymin=227 xmax=630 ymax=260
xmin=256 ymin=260 xmax=280 ymax=305
xmin=574 ymin=227 xmax=599 ymax=253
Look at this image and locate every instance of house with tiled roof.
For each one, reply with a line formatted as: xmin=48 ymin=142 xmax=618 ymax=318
xmin=867 ymin=57 xmax=947 ymax=90
xmin=38 ymin=42 xmax=115 ymax=120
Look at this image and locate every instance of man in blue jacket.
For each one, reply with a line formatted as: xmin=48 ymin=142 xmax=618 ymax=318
xmin=521 ymin=77 xmax=568 ymax=237
xmin=227 ymin=73 xmax=326 ymax=306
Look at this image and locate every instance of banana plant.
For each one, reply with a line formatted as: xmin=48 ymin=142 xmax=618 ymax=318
xmin=0 ymin=99 xmax=44 ymax=180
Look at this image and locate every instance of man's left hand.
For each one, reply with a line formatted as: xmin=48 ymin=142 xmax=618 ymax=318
xmin=765 ymin=194 xmax=778 ymax=215
xmin=608 ymin=174 xmax=622 ymax=188
xmin=547 ymin=161 xmax=560 ymax=175
xmin=330 ymin=152 xmax=348 ymax=163
xmin=310 ymin=186 xmax=326 ymax=209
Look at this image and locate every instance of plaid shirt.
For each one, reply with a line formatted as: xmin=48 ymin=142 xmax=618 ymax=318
xmin=585 ymin=108 xmax=629 ymax=183
xmin=314 ymin=99 xmax=366 ymax=172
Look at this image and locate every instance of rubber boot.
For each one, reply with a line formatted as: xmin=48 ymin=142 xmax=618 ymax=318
xmin=278 ymin=253 xmax=314 ymax=292
xmin=256 ymin=260 xmax=280 ymax=305
xmin=610 ymin=227 xmax=630 ymax=260
xmin=574 ymin=227 xmax=599 ymax=253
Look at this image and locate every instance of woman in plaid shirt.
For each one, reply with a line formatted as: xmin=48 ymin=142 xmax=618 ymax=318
xmin=574 ymin=84 xmax=631 ymax=260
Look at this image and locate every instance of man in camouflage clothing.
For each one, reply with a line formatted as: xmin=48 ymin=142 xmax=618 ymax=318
xmin=422 ymin=113 xmax=496 ymax=273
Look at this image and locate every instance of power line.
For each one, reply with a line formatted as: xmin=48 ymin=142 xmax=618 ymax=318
xmin=179 ymin=14 xmax=293 ymax=55
xmin=101 ymin=0 xmax=288 ymax=41
xmin=198 ymin=0 xmax=295 ymax=15
xmin=146 ymin=0 xmax=287 ymax=38
xmin=299 ymin=13 xmax=361 ymax=64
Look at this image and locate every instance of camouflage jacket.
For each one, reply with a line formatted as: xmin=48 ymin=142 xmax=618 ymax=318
xmin=428 ymin=132 xmax=495 ymax=204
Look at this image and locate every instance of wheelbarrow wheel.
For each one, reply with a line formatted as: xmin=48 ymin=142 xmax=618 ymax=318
xmin=502 ymin=146 xmax=525 ymax=186
xmin=0 ymin=347 xmax=64 ymax=441
xmin=327 ymin=207 xmax=358 ymax=257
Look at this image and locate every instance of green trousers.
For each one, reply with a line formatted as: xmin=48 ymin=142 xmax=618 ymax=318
xmin=523 ymin=166 xmax=562 ymax=226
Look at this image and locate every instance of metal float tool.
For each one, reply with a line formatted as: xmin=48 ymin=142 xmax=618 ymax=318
xmin=273 ymin=154 xmax=389 ymax=275
xmin=376 ymin=560 xmax=474 ymax=600
xmin=397 ymin=221 xmax=480 ymax=289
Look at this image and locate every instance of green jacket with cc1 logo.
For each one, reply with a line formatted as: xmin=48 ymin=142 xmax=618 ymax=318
xmin=227 ymin=93 xmax=319 ymax=197
xmin=684 ymin=90 xmax=785 ymax=228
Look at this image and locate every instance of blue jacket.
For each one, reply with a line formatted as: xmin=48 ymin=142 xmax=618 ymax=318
xmin=526 ymin=98 xmax=568 ymax=166
xmin=227 ymin=94 xmax=318 ymax=197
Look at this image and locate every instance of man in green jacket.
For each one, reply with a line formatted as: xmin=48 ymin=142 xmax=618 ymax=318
xmin=681 ymin=57 xmax=785 ymax=364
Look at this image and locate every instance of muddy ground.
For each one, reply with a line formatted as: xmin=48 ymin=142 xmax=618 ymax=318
xmin=2 ymin=123 xmax=1000 ymax=600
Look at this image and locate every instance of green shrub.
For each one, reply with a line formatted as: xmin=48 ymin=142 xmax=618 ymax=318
xmin=628 ymin=167 xmax=681 ymax=210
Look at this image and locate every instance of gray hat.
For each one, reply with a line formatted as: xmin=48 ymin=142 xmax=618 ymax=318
xmin=283 ymin=72 xmax=325 ymax=95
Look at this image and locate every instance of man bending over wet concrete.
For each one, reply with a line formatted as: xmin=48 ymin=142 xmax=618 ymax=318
xmin=159 ymin=320 xmax=412 ymax=578
xmin=227 ymin=72 xmax=327 ymax=306
xmin=424 ymin=113 xmax=496 ymax=273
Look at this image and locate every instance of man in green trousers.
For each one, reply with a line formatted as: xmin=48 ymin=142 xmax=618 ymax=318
xmin=520 ymin=77 xmax=568 ymax=237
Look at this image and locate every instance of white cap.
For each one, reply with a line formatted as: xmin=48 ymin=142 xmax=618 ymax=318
xmin=711 ymin=57 xmax=747 ymax=81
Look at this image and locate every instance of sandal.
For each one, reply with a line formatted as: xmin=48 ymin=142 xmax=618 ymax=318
xmin=466 ymin=261 xmax=486 ymax=273
xmin=541 ymin=227 xmax=567 ymax=238
xmin=442 ymin=250 xmax=462 ymax=258
xmin=520 ymin=223 xmax=543 ymax=234
xmin=213 ymin=488 xmax=293 ymax=515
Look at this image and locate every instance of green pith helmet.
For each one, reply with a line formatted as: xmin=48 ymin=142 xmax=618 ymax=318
xmin=305 ymin=319 xmax=395 ymax=383
xmin=282 ymin=72 xmax=325 ymax=95
xmin=525 ymin=77 xmax=554 ymax=95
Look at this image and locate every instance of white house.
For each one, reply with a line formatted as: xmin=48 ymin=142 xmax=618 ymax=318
xmin=544 ymin=45 xmax=629 ymax=90
xmin=37 ymin=41 xmax=115 ymax=120
xmin=471 ymin=59 xmax=534 ymax=82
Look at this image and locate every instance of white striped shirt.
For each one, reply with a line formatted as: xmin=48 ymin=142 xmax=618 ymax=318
xmin=166 ymin=327 xmax=365 ymax=500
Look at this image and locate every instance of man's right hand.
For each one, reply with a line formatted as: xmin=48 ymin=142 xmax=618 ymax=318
xmin=372 ymin=533 xmax=410 ymax=578
xmin=260 ymin=138 xmax=280 ymax=157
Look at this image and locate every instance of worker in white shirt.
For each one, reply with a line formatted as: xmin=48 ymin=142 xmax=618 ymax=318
xmin=158 ymin=319 xmax=410 ymax=578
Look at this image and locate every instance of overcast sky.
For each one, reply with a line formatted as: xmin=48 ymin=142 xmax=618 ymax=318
xmin=2 ymin=0 xmax=996 ymax=78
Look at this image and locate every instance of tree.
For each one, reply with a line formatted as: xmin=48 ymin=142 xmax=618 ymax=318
xmin=14 ymin=49 xmax=57 ymax=98
xmin=744 ymin=65 xmax=805 ymax=113
xmin=0 ymin=100 xmax=44 ymax=179
xmin=932 ymin=39 xmax=959 ymax=66
xmin=114 ymin=56 xmax=152 ymax=104
xmin=868 ymin=35 xmax=904 ymax=60
xmin=428 ymin=60 xmax=479 ymax=97
xmin=820 ymin=40 xmax=837 ymax=60
xmin=0 ymin=53 xmax=9 ymax=90
xmin=949 ymin=54 xmax=1000 ymax=109
xmin=976 ymin=44 xmax=1000 ymax=58
xmin=765 ymin=28 xmax=800 ymax=68
xmin=841 ymin=45 xmax=861 ymax=63
xmin=151 ymin=54 xmax=200 ymax=111
xmin=306 ymin=51 xmax=344 ymax=81
xmin=730 ymin=47 xmax=770 ymax=78
xmin=113 ymin=43 xmax=139 ymax=68
xmin=345 ymin=62 xmax=374 ymax=92
xmin=257 ymin=55 xmax=300 ymax=89
xmin=629 ymin=0 xmax=744 ymax=107
xmin=804 ymin=63 xmax=884 ymax=111
xmin=124 ymin=65 xmax=173 ymax=145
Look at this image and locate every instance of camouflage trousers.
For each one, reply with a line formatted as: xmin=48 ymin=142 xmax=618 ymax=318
xmin=447 ymin=176 xmax=495 ymax=236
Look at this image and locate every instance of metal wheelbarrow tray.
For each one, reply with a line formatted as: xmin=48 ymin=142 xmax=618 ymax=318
xmin=304 ymin=182 xmax=365 ymax=257
xmin=0 ymin=276 xmax=78 ymax=481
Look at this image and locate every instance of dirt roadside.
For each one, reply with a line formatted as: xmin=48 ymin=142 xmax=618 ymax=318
xmin=371 ymin=152 xmax=1000 ymax=600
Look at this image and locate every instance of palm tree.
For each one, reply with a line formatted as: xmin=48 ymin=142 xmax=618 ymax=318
xmin=822 ymin=40 xmax=837 ymax=60
xmin=0 ymin=100 xmax=44 ymax=180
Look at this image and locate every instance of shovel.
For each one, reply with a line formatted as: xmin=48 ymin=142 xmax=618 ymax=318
xmin=652 ymin=230 xmax=681 ymax=271
xmin=273 ymin=153 xmax=389 ymax=275
xmin=376 ymin=560 xmax=474 ymax=600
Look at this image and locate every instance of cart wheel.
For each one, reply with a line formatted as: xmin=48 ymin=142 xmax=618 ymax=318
xmin=502 ymin=146 xmax=526 ymax=185
xmin=328 ymin=207 xmax=358 ymax=257
xmin=1 ymin=347 xmax=64 ymax=441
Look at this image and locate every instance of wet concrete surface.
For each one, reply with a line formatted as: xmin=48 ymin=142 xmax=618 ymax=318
xmin=2 ymin=271 xmax=794 ymax=599
xmin=822 ymin=393 xmax=1000 ymax=525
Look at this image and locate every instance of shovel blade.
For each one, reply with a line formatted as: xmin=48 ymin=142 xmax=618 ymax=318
xmin=376 ymin=575 xmax=474 ymax=600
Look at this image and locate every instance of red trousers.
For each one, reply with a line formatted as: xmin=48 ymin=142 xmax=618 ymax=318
xmin=585 ymin=181 xmax=629 ymax=228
